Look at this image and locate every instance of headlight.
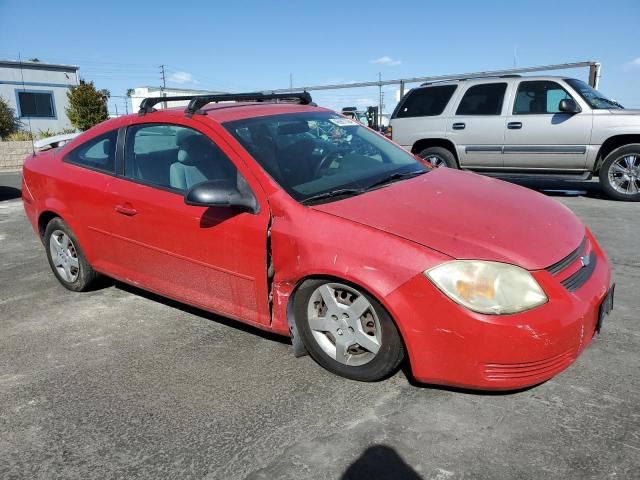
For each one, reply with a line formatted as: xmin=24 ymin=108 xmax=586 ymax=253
xmin=425 ymin=261 xmax=547 ymax=315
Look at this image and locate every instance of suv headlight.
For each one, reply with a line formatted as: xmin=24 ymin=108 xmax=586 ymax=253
xmin=425 ymin=261 xmax=547 ymax=315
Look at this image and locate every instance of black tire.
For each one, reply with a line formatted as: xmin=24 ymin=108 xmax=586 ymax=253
xmin=294 ymin=279 xmax=404 ymax=382
xmin=44 ymin=217 xmax=99 ymax=291
xmin=598 ymin=144 xmax=640 ymax=201
xmin=417 ymin=146 xmax=458 ymax=169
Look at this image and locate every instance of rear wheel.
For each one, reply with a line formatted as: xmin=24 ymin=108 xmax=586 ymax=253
xmin=599 ymin=144 xmax=640 ymax=201
xmin=294 ymin=279 xmax=404 ymax=381
xmin=417 ymin=146 xmax=457 ymax=169
xmin=44 ymin=218 xmax=98 ymax=291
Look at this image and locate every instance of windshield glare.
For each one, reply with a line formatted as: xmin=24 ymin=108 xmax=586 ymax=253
xmin=224 ymin=111 xmax=429 ymax=203
xmin=565 ymin=79 xmax=623 ymax=109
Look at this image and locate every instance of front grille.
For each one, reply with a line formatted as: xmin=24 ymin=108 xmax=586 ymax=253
xmin=561 ymin=251 xmax=597 ymax=291
xmin=545 ymin=236 xmax=595 ymax=292
xmin=482 ymin=348 xmax=576 ymax=381
xmin=547 ymin=237 xmax=587 ymax=275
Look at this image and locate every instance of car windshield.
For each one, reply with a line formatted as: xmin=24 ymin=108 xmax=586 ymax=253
xmin=565 ymin=79 xmax=624 ymax=110
xmin=224 ymin=111 xmax=429 ymax=204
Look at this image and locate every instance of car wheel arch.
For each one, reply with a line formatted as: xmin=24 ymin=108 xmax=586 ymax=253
xmin=38 ymin=210 xmax=61 ymax=240
xmin=411 ymin=138 xmax=459 ymax=163
xmin=595 ymin=135 xmax=640 ymax=172
xmin=281 ymin=274 xmax=410 ymax=361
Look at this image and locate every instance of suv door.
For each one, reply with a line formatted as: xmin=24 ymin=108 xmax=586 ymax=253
xmin=447 ymin=82 xmax=508 ymax=168
xmin=503 ymin=80 xmax=593 ymax=169
xmin=107 ymin=121 xmax=272 ymax=326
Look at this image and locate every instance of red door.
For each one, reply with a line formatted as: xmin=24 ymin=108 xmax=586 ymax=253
xmin=105 ymin=121 xmax=271 ymax=327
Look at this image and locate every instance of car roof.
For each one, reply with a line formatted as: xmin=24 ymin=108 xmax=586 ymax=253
xmin=417 ymin=75 xmax=578 ymax=88
xmin=124 ymin=102 xmax=331 ymax=125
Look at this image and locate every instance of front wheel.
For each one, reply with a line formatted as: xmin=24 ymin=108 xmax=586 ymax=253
xmin=294 ymin=280 xmax=404 ymax=382
xmin=599 ymin=144 xmax=640 ymax=201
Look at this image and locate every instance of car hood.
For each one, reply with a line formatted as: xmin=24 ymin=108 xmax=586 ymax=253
xmin=312 ymin=169 xmax=585 ymax=270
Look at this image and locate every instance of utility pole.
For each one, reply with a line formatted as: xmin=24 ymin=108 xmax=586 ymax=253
xmin=160 ymin=64 xmax=167 ymax=108
xmin=289 ymin=73 xmax=293 ymax=91
xmin=378 ymin=72 xmax=383 ymax=131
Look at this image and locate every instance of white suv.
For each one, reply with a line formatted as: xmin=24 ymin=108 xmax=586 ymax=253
xmin=390 ymin=75 xmax=640 ymax=201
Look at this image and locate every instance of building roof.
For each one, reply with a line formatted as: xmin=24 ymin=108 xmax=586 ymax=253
xmin=0 ymin=59 xmax=79 ymax=71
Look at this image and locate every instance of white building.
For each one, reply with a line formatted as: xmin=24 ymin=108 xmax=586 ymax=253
xmin=0 ymin=60 xmax=79 ymax=133
xmin=129 ymin=86 xmax=226 ymax=114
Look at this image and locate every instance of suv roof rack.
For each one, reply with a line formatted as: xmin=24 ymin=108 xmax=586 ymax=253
xmin=420 ymin=74 xmax=521 ymax=86
xmin=138 ymin=91 xmax=313 ymax=117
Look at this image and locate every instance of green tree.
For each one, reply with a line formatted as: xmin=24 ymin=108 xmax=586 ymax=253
xmin=65 ymin=80 xmax=110 ymax=131
xmin=0 ymin=96 xmax=21 ymax=139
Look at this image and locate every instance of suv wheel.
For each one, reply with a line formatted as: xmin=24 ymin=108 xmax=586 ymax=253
xmin=417 ymin=146 xmax=457 ymax=168
xmin=44 ymin=217 xmax=99 ymax=291
xmin=599 ymin=144 xmax=640 ymax=201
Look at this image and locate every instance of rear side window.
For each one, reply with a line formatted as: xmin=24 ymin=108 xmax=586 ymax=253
xmin=456 ymin=83 xmax=507 ymax=116
xmin=65 ymin=130 xmax=118 ymax=173
xmin=394 ymin=85 xmax=457 ymax=118
xmin=513 ymin=81 xmax=573 ymax=114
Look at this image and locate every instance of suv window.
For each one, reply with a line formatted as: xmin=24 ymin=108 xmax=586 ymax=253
xmin=394 ymin=85 xmax=457 ymax=118
xmin=514 ymin=81 xmax=573 ymax=114
xmin=65 ymin=130 xmax=117 ymax=173
xmin=456 ymin=83 xmax=507 ymax=116
xmin=124 ymin=124 xmax=238 ymax=192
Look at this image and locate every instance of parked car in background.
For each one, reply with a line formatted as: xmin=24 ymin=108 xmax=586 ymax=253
xmin=390 ymin=75 xmax=640 ymax=201
xmin=22 ymin=92 xmax=613 ymax=390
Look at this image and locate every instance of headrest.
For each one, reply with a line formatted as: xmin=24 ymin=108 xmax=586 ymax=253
xmin=176 ymin=128 xmax=198 ymax=147
xmin=177 ymin=135 xmax=210 ymax=165
xmin=277 ymin=121 xmax=309 ymax=135
xmin=102 ymin=139 xmax=111 ymax=155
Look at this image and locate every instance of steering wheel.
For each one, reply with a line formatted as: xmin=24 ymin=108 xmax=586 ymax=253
xmin=313 ymin=150 xmax=343 ymax=178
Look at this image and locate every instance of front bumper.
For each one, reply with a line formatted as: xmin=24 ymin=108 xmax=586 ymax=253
xmin=385 ymin=231 xmax=612 ymax=390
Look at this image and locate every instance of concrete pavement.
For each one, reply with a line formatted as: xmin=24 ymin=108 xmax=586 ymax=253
xmin=1 ymin=171 xmax=638 ymax=479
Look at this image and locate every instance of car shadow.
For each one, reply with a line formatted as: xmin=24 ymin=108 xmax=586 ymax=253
xmin=503 ymin=178 xmax=607 ymax=199
xmin=0 ymin=186 xmax=21 ymax=201
xmin=113 ymin=280 xmax=291 ymax=346
xmin=341 ymin=444 xmax=423 ymax=480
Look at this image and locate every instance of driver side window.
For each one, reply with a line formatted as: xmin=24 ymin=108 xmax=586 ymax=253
xmin=124 ymin=124 xmax=239 ymax=193
xmin=514 ymin=81 xmax=574 ymax=114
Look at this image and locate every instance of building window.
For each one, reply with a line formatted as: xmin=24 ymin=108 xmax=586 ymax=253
xmin=17 ymin=91 xmax=55 ymax=118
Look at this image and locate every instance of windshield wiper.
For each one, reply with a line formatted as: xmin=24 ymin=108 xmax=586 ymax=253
xmin=300 ymin=188 xmax=365 ymax=205
xmin=365 ymin=170 xmax=427 ymax=191
xmin=594 ymin=97 xmax=624 ymax=109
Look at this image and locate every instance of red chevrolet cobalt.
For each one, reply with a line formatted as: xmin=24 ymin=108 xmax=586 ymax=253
xmin=22 ymin=93 xmax=614 ymax=390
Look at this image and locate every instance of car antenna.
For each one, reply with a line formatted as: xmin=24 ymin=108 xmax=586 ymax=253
xmin=18 ymin=53 xmax=36 ymax=156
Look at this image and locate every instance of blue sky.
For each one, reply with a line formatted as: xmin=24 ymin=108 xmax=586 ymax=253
xmin=1 ymin=0 xmax=639 ymax=115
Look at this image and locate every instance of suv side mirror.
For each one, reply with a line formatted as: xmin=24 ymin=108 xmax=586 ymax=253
xmin=559 ymin=99 xmax=581 ymax=114
xmin=184 ymin=180 xmax=258 ymax=214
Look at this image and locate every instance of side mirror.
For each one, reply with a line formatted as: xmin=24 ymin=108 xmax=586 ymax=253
xmin=559 ymin=99 xmax=581 ymax=114
xmin=184 ymin=180 xmax=258 ymax=214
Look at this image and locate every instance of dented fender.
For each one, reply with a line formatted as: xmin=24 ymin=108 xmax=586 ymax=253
xmin=266 ymin=191 xmax=452 ymax=343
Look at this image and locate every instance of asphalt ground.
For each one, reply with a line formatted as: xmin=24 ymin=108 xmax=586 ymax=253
xmin=1 ymin=170 xmax=639 ymax=479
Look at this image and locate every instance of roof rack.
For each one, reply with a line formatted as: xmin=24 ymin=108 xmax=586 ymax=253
xmin=420 ymin=74 xmax=521 ymax=86
xmin=138 ymin=91 xmax=313 ymax=117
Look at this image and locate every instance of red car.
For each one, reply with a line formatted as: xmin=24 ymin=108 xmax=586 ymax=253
xmin=22 ymin=92 xmax=614 ymax=390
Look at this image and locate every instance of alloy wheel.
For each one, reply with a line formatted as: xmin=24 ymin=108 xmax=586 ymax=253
xmin=424 ymin=155 xmax=447 ymax=168
xmin=608 ymin=154 xmax=640 ymax=195
xmin=49 ymin=230 xmax=80 ymax=283
xmin=306 ymin=283 xmax=381 ymax=366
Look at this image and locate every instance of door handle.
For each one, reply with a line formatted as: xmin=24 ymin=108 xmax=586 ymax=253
xmin=115 ymin=204 xmax=138 ymax=216
xmin=452 ymin=122 xmax=466 ymax=130
xmin=507 ymin=122 xmax=522 ymax=129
